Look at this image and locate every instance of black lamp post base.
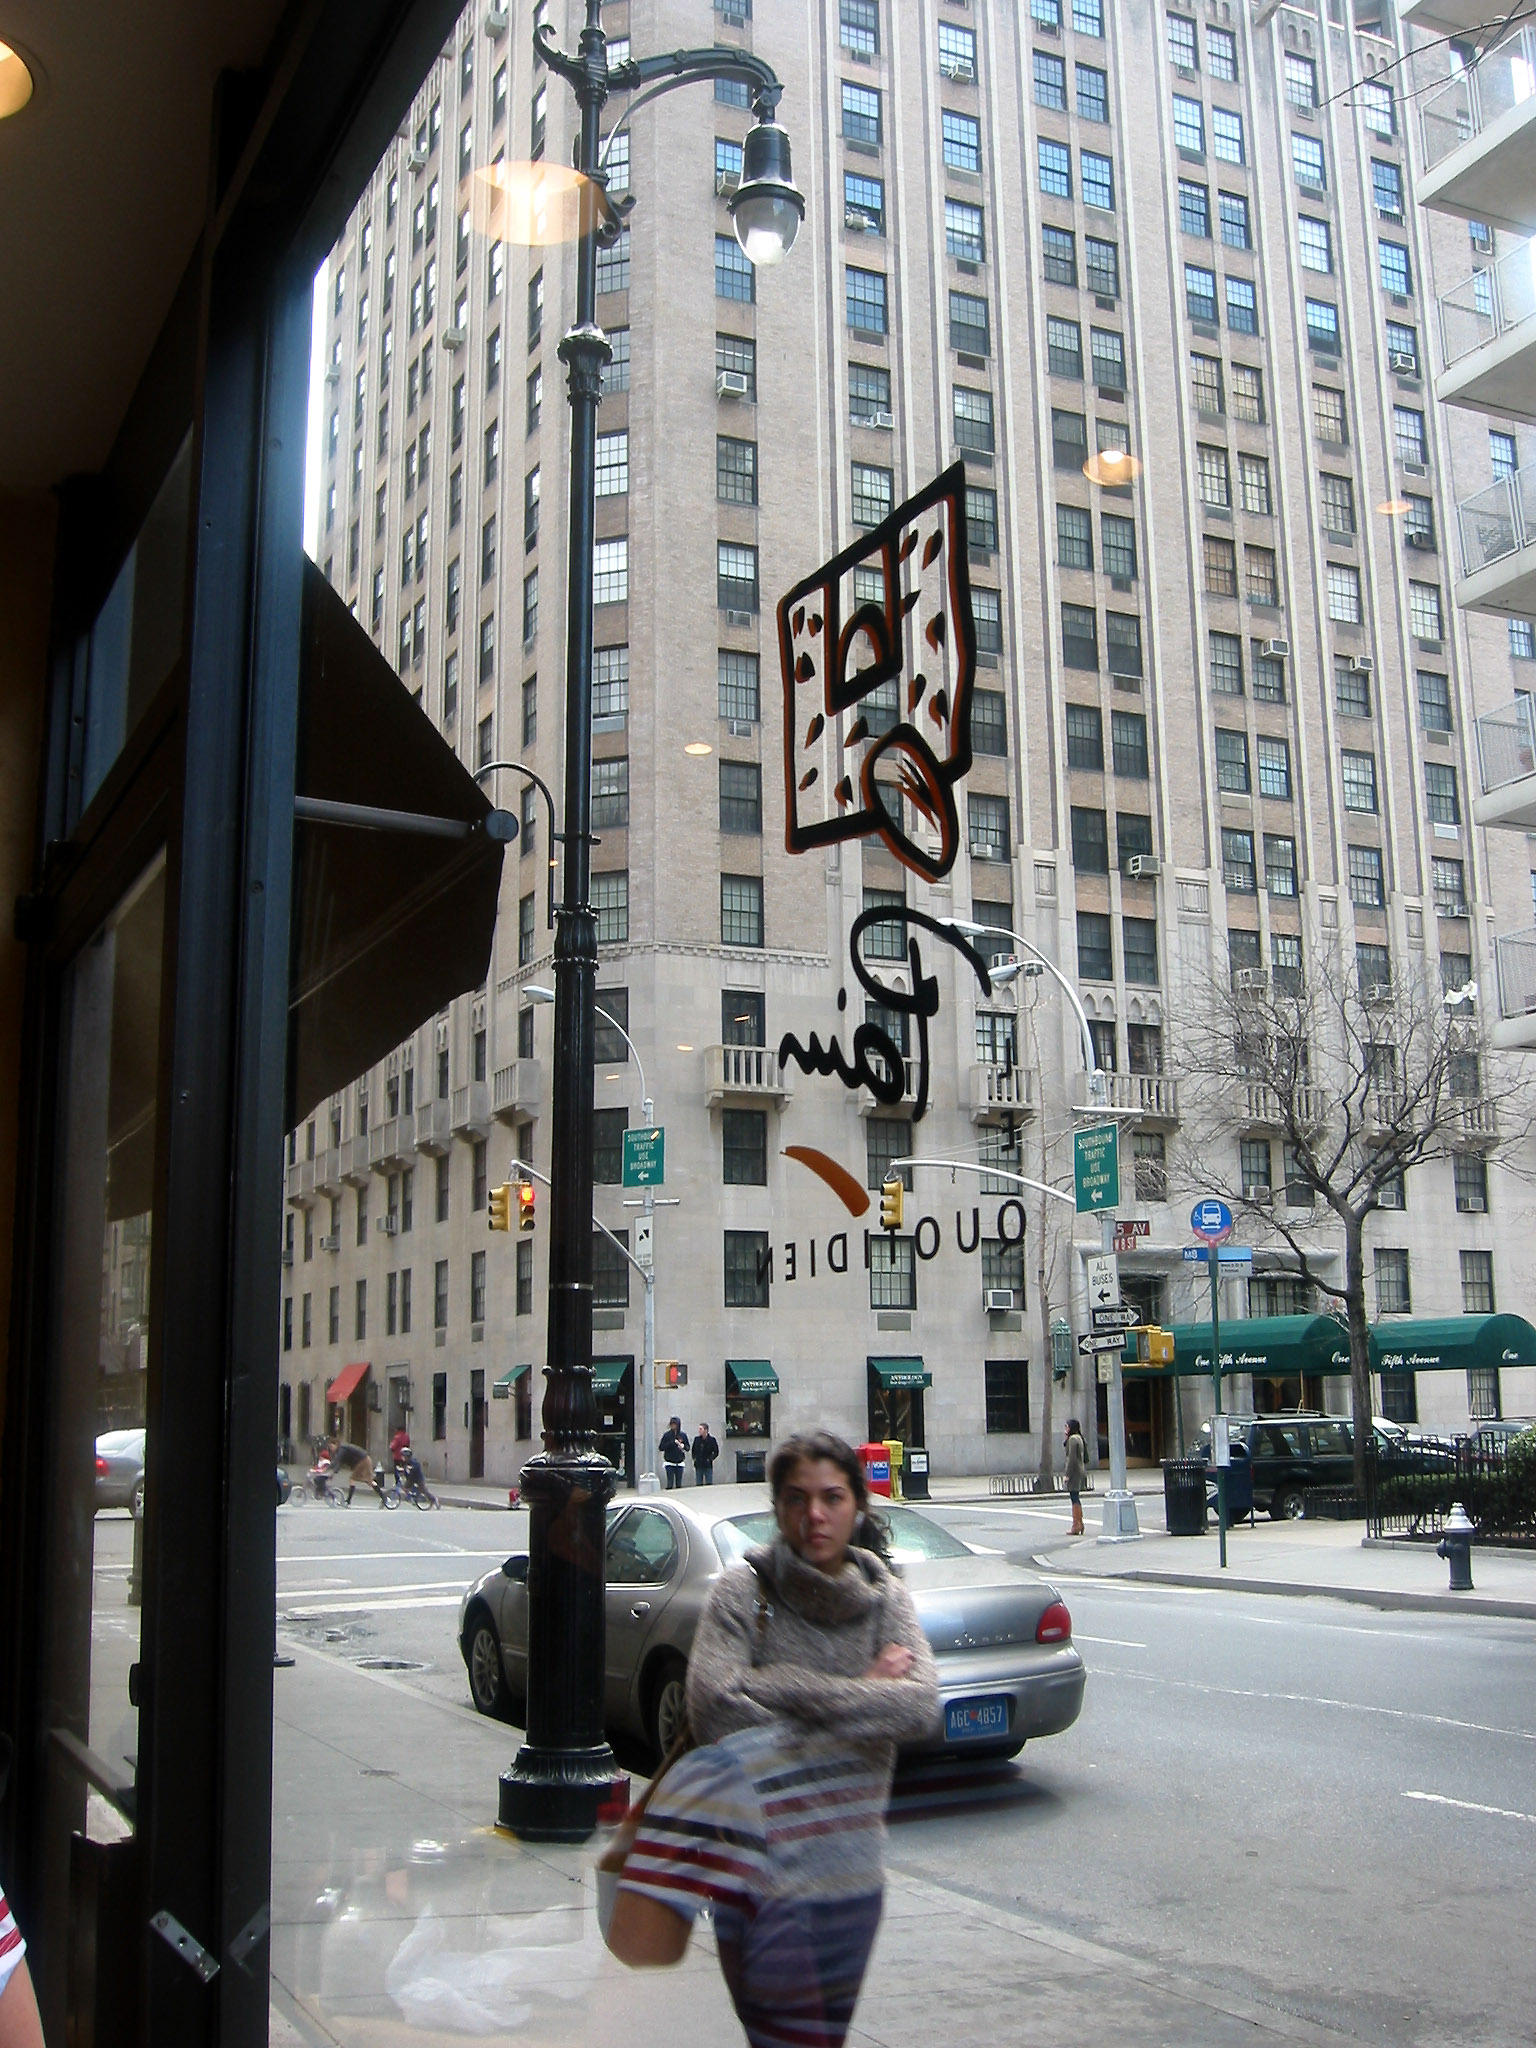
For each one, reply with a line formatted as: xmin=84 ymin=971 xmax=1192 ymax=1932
xmin=498 ymin=1747 xmax=630 ymax=1841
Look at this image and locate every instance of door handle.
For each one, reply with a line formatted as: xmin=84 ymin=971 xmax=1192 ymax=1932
xmin=630 ymin=1602 xmax=651 ymax=1618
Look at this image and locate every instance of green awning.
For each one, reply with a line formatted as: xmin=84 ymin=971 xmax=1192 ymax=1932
xmin=1124 ymin=1314 xmax=1350 ymax=1380
xmin=727 ymin=1360 xmax=779 ymax=1396
xmin=1371 ymin=1314 xmax=1536 ymax=1373
xmin=592 ymin=1357 xmax=632 ymax=1395
xmin=493 ymin=1364 xmax=530 ymax=1389
xmin=869 ymin=1356 xmax=932 ymax=1390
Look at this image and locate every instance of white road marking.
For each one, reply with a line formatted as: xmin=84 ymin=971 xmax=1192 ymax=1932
xmin=1072 ymin=1634 xmax=1146 ymax=1649
xmin=1404 ymin=1790 xmax=1536 ymax=1825
xmin=278 ymin=1548 xmax=511 ymax=1567
xmin=1105 ymin=1668 xmax=1536 ymax=1743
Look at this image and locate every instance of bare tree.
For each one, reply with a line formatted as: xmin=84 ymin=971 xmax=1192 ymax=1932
xmin=1175 ymin=937 xmax=1533 ymax=1495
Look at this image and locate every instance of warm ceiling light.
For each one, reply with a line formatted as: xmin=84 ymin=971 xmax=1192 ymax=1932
xmin=676 ymin=1043 xmax=694 ymax=1052
xmin=684 ymin=741 xmax=713 ymax=756
xmin=0 ymin=40 xmax=35 ymax=119
xmin=465 ymin=161 xmax=608 ymax=246
xmin=1082 ymin=448 xmax=1142 ymax=486
xmin=1376 ymin=497 xmax=1410 ymax=517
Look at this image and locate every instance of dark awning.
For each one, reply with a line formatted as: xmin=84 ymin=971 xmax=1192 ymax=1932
xmin=869 ymin=1357 xmax=931 ymax=1390
xmin=493 ymin=1364 xmax=531 ymax=1389
xmin=1371 ymin=1315 xmax=1536 ymax=1372
xmin=727 ymin=1361 xmax=779 ymax=1396
xmin=1124 ymin=1314 xmax=1350 ymax=1379
xmin=326 ymin=1361 xmax=370 ymax=1404
xmin=592 ymin=1358 xmax=631 ymax=1395
xmin=287 ymin=562 xmax=506 ymax=1124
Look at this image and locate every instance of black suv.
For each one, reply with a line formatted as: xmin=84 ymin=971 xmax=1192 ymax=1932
xmin=1203 ymin=1414 xmax=1455 ymax=1519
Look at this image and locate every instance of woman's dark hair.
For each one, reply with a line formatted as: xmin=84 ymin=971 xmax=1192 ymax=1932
xmin=768 ymin=1431 xmax=892 ymax=1563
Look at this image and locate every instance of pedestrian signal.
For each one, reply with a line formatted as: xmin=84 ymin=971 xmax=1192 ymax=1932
xmin=517 ymin=1179 xmax=536 ymax=1232
xmin=879 ymin=1177 xmax=904 ymax=1232
xmin=1128 ymin=1325 xmax=1175 ymax=1366
xmin=655 ymin=1360 xmax=688 ymax=1390
xmin=487 ymin=1184 xmax=513 ymax=1232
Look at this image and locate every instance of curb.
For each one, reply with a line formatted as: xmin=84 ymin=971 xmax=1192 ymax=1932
xmin=434 ymin=1493 xmax=518 ymax=1512
xmin=1031 ymin=1555 xmax=1536 ymax=1621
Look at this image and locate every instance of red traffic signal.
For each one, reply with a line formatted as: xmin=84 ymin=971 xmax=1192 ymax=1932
xmin=517 ymin=1180 xmax=536 ymax=1232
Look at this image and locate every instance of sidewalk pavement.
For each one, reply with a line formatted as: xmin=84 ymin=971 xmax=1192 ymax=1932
xmin=424 ymin=1469 xmax=1536 ymax=1621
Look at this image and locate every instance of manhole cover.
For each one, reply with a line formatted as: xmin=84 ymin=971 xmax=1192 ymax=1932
xmin=354 ymin=1656 xmax=426 ymax=1671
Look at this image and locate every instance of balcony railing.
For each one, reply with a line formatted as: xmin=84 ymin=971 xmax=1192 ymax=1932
xmin=1420 ymin=23 xmax=1536 ymax=174
xmin=1495 ymin=926 xmax=1536 ymax=1020
xmin=1475 ymin=694 xmax=1536 ymax=795
xmin=968 ymin=1062 xmax=1035 ymax=1123
xmin=1438 ymin=241 xmax=1536 ymax=373
xmin=1458 ymin=1096 xmax=1500 ymax=1142
xmin=340 ymin=1134 xmax=371 ymax=1184
xmin=451 ymin=1080 xmax=491 ymax=1135
xmin=704 ymin=1043 xmax=794 ymax=1106
xmin=414 ymin=1097 xmax=453 ymax=1155
xmin=492 ymin=1059 xmax=543 ymax=1121
xmin=313 ymin=1145 xmax=344 ymax=1194
xmin=857 ymin=1056 xmax=918 ymax=1117
xmin=1457 ymin=460 xmax=1536 ymax=581
xmin=367 ymin=1116 xmax=411 ymax=1170
xmin=1239 ymin=1080 xmax=1325 ymax=1130
xmin=1072 ymin=1069 xmax=1181 ymax=1123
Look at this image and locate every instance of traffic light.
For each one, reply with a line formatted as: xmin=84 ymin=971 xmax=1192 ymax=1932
xmin=487 ymin=1183 xmax=513 ymax=1232
xmin=879 ymin=1177 xmax=904 ymax=1232
xmin=655 ymin=1360 xmax=689 ymax=1390
xmin=1128 ymin=1325 xmax=1174 ymax=1366
xmin=517 ymin=1179 xmax=536 ymax=1232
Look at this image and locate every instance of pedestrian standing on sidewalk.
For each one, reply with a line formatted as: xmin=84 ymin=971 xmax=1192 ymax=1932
xmin=691 ymin=1422 xmax=720 ymax=1485
xmin=1064 ymin=1418 xmax=1088 ymax=1536
xmin=604 ymin=1430 xmax=939 ymax=2046
xmin=659 ymin=1417 xmax=688 ymax=1489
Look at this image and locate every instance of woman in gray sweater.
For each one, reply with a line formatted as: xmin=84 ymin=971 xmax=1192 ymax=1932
xmin=608 ymin=1431 xmax=939 ymax=2046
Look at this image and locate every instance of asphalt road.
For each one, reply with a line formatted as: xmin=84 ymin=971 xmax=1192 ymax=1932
xmin=272 ymin=1495 xmax=1536 ymax=2047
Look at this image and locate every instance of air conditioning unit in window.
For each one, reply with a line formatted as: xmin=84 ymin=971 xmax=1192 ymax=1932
xmin=719 ymin=0 xmax=749 ymax=24
xmin=407 ymin=147 xmax=428 ymax=171
xmin=378 ymin=1216 xmax=398 ymax=1236
xmin=1406 ymin=531 xmax=1436 ymax=550
xmin=1243 ymin=1185 xmax=1273 ymax=1205
xmin=1233 ymin=968 xmax=1270 ymax=993
xmin=1388 ymin=349 xmax=1417 ymax=375
xmin=1463 ymin=1194 xmax=1486 ymax=1213
xmin=845 ymin=205 xmax=871 ymax=231
xmin=483 ymin=6 xmax=509 ymax=33
xmin=281 ymin=1249 xmax=294 ymax=1267
xmin=319 ymin=1234 xmax=340 ymax=1253
xmin=865 ymin=409 xmax=894 ymax=429
xmin=716 ymin=368 xmax=751 ymax=399
xmin=984 ymin=1288 xmax=1016 ymax=1312
xmin=1175 ymin=63 xmax=1197 ymax=79
xmin=939 ymin=56 xmax=977 ymax=80
xmin=441 ymin=326 xmax=466 ymax=349
xmin=1126 ymin=854 xmax=1161 ymax=879
xmin=1403 ymin=460 xmax=1428 ymax=477
xmin=1352 ymin=655 xmax=1375 ymax=672
xmin=716 ymin=169 xmax=741 ymax=197
xmin=1264 ymin=637 xmax=1291 ymax=658
xmin=1364 ymin=982 xmax=1393 ymax=1005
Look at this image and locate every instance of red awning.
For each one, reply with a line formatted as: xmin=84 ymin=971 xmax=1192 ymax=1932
xmin=326 ymin=1362 xmax=370 ymax=1405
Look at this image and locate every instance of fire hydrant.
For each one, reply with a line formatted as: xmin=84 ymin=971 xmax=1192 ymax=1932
xmin=1436 ymin=1502 xmax=1475 ymax=1591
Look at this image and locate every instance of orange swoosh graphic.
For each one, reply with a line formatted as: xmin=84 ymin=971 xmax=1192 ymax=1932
xmin=783 ymin=1145 xmax=871 ymax=1217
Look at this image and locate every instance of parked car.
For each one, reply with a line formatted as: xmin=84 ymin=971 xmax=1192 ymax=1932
xmin=94 ymin=1428 xmax=146 ymax=1518
xmin=1199 ymin=1413 xmax=1455 ymax=1520
xmin=458 ymin=1485 xmax=1085 ymax=1765
xmin=1468 ymin=1419 xmax=1536 ymax=1453
xmin=277 ymin=1466 xmax=293 ymax=1505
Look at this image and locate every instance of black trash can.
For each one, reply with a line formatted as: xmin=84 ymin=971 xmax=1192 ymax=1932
xmin=735 ymin=1449 xmax=767 ymax=1485
xmin=1163 ymin=1459 xmax=1208 ymax=1536
xmin=903 ymin=1446 xmax=930 ymax=1501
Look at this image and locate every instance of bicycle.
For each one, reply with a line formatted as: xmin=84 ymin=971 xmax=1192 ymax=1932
xmin=381 ymin=1460 xmax=439 ymax=1510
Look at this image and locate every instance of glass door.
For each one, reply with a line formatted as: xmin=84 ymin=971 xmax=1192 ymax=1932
xmin=33 ymin=855 xmax=165 ymax=2039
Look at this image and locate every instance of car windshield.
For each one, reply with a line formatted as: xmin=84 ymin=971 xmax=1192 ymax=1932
xmin=715 ymin=1504 xmax=975 ymax=1567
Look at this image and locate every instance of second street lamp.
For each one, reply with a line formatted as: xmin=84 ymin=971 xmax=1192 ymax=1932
xmin=495 ymin=3 xmax=803 ymax=1843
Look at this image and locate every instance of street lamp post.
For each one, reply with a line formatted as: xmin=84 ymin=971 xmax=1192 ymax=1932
xmin=527 ymin=984 xmax=664 ymax=1492
xmin=498 ymin=3 xmax=802 ymax=1843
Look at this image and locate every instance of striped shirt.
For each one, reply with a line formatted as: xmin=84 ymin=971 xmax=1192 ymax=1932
xmin=0 ymin=1888 xmax=26 ymax=1996
xmin=619 ymin=1722 xmax=887 ymax=1921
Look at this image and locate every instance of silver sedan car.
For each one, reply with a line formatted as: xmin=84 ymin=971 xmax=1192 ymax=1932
xmin=458 ymin=1484 xmax=1085 ymax=1765
xmin=94 ymin=1428 xmax=146 ymax=1518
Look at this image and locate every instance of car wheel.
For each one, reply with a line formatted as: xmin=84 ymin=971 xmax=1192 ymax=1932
xmin=464 ymin=1608 xmax=512 ymax=1719
xmin=1272 ymin=1487 xmax=1303 ymax=1520
xmin=130 ymin=1477 xmax=145 ymax=1521
xmin=646 ymin=1654 xmax=689 ymax=1766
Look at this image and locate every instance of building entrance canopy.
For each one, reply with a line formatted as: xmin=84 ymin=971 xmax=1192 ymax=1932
xmin=727 ymin=1361 xmax=779 ymax=1396
xmin=326 ymin=1360 xmax=370 ymax=1405
xmin=869 ymin=1357 xmax=932 ymax=1390
xmin=1371 ymin=1314 xmax=1536 ymax=1372
xmin=1123 ymin=1314 xmax=1350 ymax=1379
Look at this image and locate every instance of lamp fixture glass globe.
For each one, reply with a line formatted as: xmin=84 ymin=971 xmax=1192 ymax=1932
xmin=730 ymin=119 xmax=804 ymax=266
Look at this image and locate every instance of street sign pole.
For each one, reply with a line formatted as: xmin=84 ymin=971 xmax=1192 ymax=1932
xmin=1209 ymin=1242 xmax=1228 ymax=1570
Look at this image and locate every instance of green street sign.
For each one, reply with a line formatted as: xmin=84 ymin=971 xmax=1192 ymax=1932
xmin=622 ymin=1125 xmax=665 ymax=1188
xmin=1073 ymin=1123 xmax=1120 ymax=1214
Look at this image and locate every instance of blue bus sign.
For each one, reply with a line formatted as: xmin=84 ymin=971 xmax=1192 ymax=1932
xmin=1189 ymin=1197 xmax=1233 ymax=1245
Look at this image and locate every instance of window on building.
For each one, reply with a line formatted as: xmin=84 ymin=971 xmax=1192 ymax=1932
xmin=1347 ymin=844 xmax=1384 ymax=908
xmin=1336 ymin=660 xmax=1371 ymax=719
xmin=1394 ymin=405 xmax=1427 ymax=465
xmin=945 ymin=199 xmax=985 ymax=263
xmin=1433 ymin=857 xmax=1468 ymax=917
xmin=1410 ymin=581 xmax=1443 ymax=640
xmin=1061 ymin=601 xmax=1098 ymax=669
xmin=1265 ymin=835 xmax=1298 ymax=897
xmin=1211 ymin=109 xmax=1244 ymax=164
xmin=721 ymin=874 xmax=764 ymax=947
xmin=1204 ymin=534 xmax=1238 ymax=598
xmin=1209 ymin=630 xmax=1243 ymax=694
xmin=1223 ymin=828 xmax=1257 ymax=893
xmin=1034 ymin=50 xmax=1067 ymax=109
xmin=1198 ymin=445 xmax=1231 ymax=508
xmin=1417 ymin=671 xmax=1452 ymax=734
xmin=1191 ymin=352 xmax=1223 ymax=412
xmin=719 ymin=760 xmax=762 ymax=835
xmin=1327 ymin=562 xmax=1362 ymax=624
xmin=1173 ymin=95 xmax=1204 ymax=154
xmin=722 ymin=1108 xmax=768 ymax=1186
xmin=717 ymin=542 xmax=758 ymax=612
xmin=1378 ymin=241 xmax=1411 ymax=296
xmin=1424 ymin=760 xmax=1460 ymax=825
xmin=841 ymin=0 xmax=879 ymax=59
xmin=1086 ymin=237 xmax=1119 ymax=297
xmin=846 ymin=265 xmax=888 ymax=334
xmin=966 ymin=487 xmax=998 ymax=553
xmin=592 ymin=870 xmax=629 ymax=944
xmin=1167 ymin=14 xmax=1197 ymax=65
xmin=1231 ymin=363 xmax=1264 ymax=423
xmin=1179 ymin=180 xmax=1211 ymax=238
xmin=1291 ymin=132 xmax=1325 ymax=187
xmin=842 ymin=79 xmax=882 ymax=145
xmin=1256 ymin=735 xmax=1290 ymax=800
xmin=1454 ymin=1153 xmax=1488 ymax=1214
xmin=1077 ymin=63 xmax=1109 ymax=121
xmin=1043 ymin=225 xmax=1077 ymax=287
xmin=1038 ymin=138 xmax=1072 ymax=199
xmin=1460 ymin=1249 xmax=1495 ymax=1314
xmin=724 ymin=1229 xmax=770 ymax=1307
xmin=715 ymin=234 xmax=754 ymax=302
xmin=1245 ymin=546 xmax=1278 ymax=605
xmin=1112 ymin=709 xmax=1149 ymax=778
xmin=1081 ymin=151 xmax=1114 ymax=211
xmin=1215 ymin=728 xmax=1250 ymax=793
xmin=1076 ymin=910 xmax=1113 ymax=981
xmin=949 ymin=291 xmax=989 ymax=357
xmin=844 ymin=170 xmax=885 ymax=235
xmin=1226 ymin=276 xmax=1257 ymax=331
xmin=1341 ymin=750 xmax=1378 ymax=814
xmin=1305 ymin=299 xmax=1340 ymax=351
xmin=591 ymin=756 xmax=630 ymax=831
xmin=1298 ymin=217 xmax=1333 ymax=274
xmin=1066 ymin=703 xmax=1103 ymax=771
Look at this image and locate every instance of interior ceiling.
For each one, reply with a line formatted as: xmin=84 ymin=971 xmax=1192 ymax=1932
xmin=0 ymin=0 xmax=290 ymax=497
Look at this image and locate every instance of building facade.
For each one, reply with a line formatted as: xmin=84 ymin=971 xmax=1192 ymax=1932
xmin=289 ymin=0 xmax=1536 ymax=1484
